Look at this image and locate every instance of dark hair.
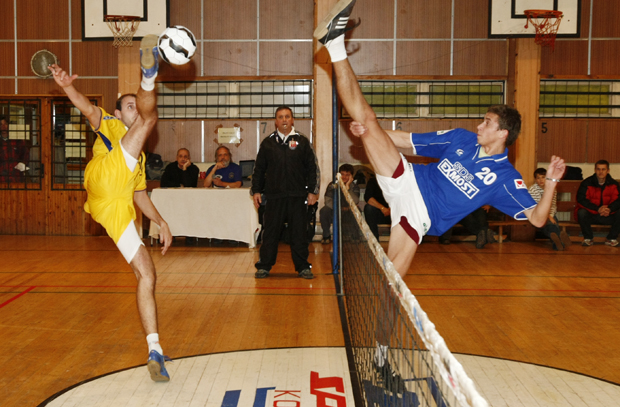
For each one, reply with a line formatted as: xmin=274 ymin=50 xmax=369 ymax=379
xmin=215 ymin=145 xmax=232 ymax=160
xmin=533 ymin=167 xmax=547 ymax=178
xmin=595 ymin=159 xmax=610 ymax=169
xmin=0 ymin=116 xmax=6 ymax=122
xmin=339 ymin=163 xmax=354 ymax=175
xmin=177 ymin=148 xmax=190 ymax=157
xmin=487 ymin=105 xmax=522 ymax=147
xmin=116 ymin=94 xmax=136 ymax=111
xmin=275 ymin=106 xmax=293 ymax=118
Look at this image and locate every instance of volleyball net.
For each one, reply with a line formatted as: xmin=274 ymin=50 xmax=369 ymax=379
xmin=337 ymin=175 xmax=488 ymax=407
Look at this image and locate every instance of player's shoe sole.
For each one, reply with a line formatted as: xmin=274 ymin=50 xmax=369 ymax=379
xmin=147 ymin=350 xmax=171 ymax=382
xmin=140 ymin=35 xmax=159 ymax=79
xmin=313 ymin=0 xmax=358 ymax=44
xmin=374 ymin=360 xmax=405 ymax=393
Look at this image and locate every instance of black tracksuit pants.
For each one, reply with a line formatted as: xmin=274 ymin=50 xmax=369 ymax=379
xmin=255 ymin=196 xmax=310 ymax=272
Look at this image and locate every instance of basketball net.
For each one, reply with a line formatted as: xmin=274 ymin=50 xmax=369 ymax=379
xmin=105 ymin=15 xmax=141 ymax=48
xmin=524 ymin=10 xmax=563 ymax=51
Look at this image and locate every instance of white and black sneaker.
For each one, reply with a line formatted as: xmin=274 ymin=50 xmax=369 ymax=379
xmin=374 ymin=360 xmax=406 ymax=393
xmin=314 ymin=0 xmax=360 ymax=44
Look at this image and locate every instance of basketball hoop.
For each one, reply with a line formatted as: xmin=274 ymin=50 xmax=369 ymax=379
xmin=524 ymin=9 xmax=563 ymax=50
xmin=104 ymin=15 xmax=141 ymax=48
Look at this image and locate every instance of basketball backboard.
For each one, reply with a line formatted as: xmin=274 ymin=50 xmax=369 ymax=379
xmin=488 ymin=0 xmax=581 ymax=38
xmin=82 ymin=0 xmax=169 ymax=41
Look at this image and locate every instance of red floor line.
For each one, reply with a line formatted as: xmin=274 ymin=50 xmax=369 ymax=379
xmin=411 ymin=287 xmax=620 ymax=293
xmin=0 ymin=286 xmax=36 ymax=309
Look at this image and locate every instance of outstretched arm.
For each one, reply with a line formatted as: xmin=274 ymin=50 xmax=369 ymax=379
xmin=49 ymin=64 xmax=101 ymax=129
xmin=524 ymin=156 xmax=566 ymax=227
xmin=350 ymin=122 xmax=413 ymax=151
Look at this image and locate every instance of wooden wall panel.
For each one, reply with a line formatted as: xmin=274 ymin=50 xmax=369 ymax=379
xmin=203 ymin=43 xmax=257 ymax=76
xmin=396 ymin=41 xmax=450 ymax=75
xmin=453 ymin=41 xmax=507 ymax=76
xmin=0 ymin=1 xmax=13 ymax=39
xmin=149 ymin=121 xmax=203 ymax=162
xmin=159 ymin=58 xmax=201 ymax=78
xmin=591 ymin=0 xmax=620 ymax=38
xmin=169 ymin=0 xmax=202 ymax=36
xmin=590 ymin=41 xmax=620 ymax=76
xmin=17 ymin=42 xmax=69 ymax=78
xmin=0 ymin=80 xmax=14 ymax=95
xmin=70 ymin=0 xmax=83 ymax=41
xmin=587 ymin=121 xmax=620 ymax=163
xmin=72 ymin=42 xmax=118 ymax=77
xmin=579 ymin=0 xmax=591 ymax=39
xmin=536 ymin=120 xmax=588 ymax=163
xmin=17 ymin=79 xmax=61 ymax=96
xmin=0 ymin=190 xmax=46 ymax=235
xmin=0 ymin=43 xmax=14 ymax=76
xmin=17 ymin=0 xmax=69 ymax=40
xmin=454 ymin=0 xmax=488 ymax=39
xmin=540 ymin=40 xmax=588 ymax=76
xmin=204 ymin=0 xmax=256 ymax=39
xmin=397 ymin=0 xmax=452 ymax=39
xmin=347 ymin=41 xmax=394 ymax=75
xmin=259 ymin=42 xmax=313 ymax=76
xmin=260 ymin=0 xmax=313 ymax=39
xmin=46 ymin=190 xmax=103 ymax=236
xmin=348 ymin=0 xmax=394 ymax=39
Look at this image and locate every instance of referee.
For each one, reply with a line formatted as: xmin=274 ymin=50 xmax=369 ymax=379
xmin=251 ymin=106 xmax=320 ymax=279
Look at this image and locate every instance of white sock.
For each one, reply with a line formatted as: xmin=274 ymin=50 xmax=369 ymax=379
xmin=147 ymin=333 xmax=164 ymax=355
xmin=324 ymin=34 xmax=348 ymax=62
xmin=141 ymin=73 xmax=157 ymax=92
xmin=374 ymin=343 xmax=388 ymax=367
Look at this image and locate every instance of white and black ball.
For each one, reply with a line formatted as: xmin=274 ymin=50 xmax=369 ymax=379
xmin=158 ymin=26 xmax=197 ymax=65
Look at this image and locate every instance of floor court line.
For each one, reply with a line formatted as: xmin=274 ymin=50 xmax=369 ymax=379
xmin=0 ymin=285 xmax=36 ymax=309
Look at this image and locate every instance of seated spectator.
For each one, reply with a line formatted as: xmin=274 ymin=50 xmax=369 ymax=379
xmin=575 ymin=160 xmax=620 ymax=247
xmin=363 ymin=175 xmax=390 ymax=240
xmin=529 ymin=168 xmax=571 ymax=250
xmin=439 ymin=206 xmax=496 ymax=249
xmin=320 ymin=164 xmax=359 ymax=244
xmin=161 ymin=148 xmax=199 ymax=188
xmin=204 ymin=146 xmax=242 ymax=188
xmin=0 ymin=116 xmax=29 ymax=183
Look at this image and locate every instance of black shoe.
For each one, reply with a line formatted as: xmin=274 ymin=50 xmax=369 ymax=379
xmin=560 ymin=230 xmax=571 ymax=247
xmin=255 ymin=269 xmax=269 ymax=279
xmin=299 ymin=268 xmax=314 ymax=279
xmin=314 ymin=0 xmax=360 ymax=44
xmin=374 ymin=360 xmax=405 ymax=393
xmin=550 ymin=232 xmax=564 ymax=251
xmin=184 ymin=237 xmax=197 ymax=246
xmin=475 ymin=230 xmax=487 ymax=249
xmin=439 ymin=238 xmax=451 ymax=245
xmin=486 ymin=228 xmax=497 ymax=243
xmin=321 ymin=236 xmax=331 ymax=245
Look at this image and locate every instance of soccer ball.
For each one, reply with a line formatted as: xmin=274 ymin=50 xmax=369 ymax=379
xmin=158 ymin=26 xmax=197 ymax=65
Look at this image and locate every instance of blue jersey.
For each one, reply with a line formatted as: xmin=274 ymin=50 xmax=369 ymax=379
xmin=207 ymin=162 xmax=242 ymax=186
xmin=410 ymin=128 xmax=537 ymax=236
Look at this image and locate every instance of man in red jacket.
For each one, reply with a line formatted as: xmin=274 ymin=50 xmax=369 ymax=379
xmin=575 ymin=160 xmax=620 ymax=246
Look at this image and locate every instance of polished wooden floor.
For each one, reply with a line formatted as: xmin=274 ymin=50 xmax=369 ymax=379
xmin=0 ymin=235 xmax=619 ymax=406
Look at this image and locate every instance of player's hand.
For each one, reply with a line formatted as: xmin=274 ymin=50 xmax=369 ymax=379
xmin=307 ymin=193 xmax=318 ymax=206
xmin=349 ymin=121 xmax=368 ymax=138
xmin=253 ymin=193 xmax=262 ymax=209
xmin=49 ymin=64 xmax=78 ymax=88
xmin=546 ymin=155 xmax=566 ymax=182
xmin=159 ymin=221 xmax=173 ymax=255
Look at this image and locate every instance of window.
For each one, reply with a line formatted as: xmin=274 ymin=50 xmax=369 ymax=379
xmin=540 ymin=80 xmax=620 ymax=117
xmin=52 ymin=100 xmax=97 ymax=190
xmin=355 ymin=80 xmax=505 ymax=119
xmin=0 ymin=100 xmax=42 ymax=190
xmin=157 ymin=80 xmax=313 ymax=119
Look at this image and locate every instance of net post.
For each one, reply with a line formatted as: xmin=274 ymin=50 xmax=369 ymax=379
xmin=331 ymin=65 xmax=341 ymax=277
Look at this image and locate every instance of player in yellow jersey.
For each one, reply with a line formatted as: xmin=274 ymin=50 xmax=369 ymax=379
xmin=50 ymin=35 xmax=173 ymax=382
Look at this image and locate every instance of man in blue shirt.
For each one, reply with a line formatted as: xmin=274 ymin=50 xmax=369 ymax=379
xmin=203 ymin=145 xmax=242 ymax=188
xmin=315 ymin=0 xmax=566 ymax=392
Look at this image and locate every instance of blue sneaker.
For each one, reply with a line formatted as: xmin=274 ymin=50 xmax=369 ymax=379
xmin=147 ymin=350 xmax=171 ymax=382
xmin=140 ymin=35 xmax=159 ymax=79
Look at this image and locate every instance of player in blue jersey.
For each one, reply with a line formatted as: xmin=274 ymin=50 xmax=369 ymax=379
xmin=315 ymin=0 xmax=565 ymax=393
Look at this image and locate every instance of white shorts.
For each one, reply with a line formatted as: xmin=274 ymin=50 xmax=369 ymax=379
xmin=117 ymin=220 xmax=145 ymax=263
xmin=376 ymin=154 xmax=431 ymax=245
